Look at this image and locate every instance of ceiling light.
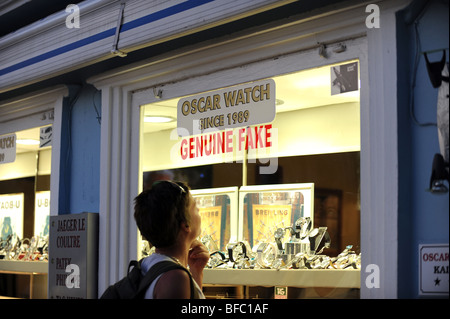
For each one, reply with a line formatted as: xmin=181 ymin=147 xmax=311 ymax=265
xmin=16 ymin=139 xmax=40 ymax=145
xmin=144 ymin=115 xmax=175 ymax=123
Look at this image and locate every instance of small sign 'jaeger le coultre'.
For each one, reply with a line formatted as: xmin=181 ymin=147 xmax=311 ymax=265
xmin=48 ymin=212 xmax=98 ymax=299
xmin=177 ymin=79 xmax=276 ymax=136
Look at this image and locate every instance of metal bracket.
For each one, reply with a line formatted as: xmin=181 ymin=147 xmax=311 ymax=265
xmin=111 ymin=2 xmax=127 ymax=57
xmin=318 ymin=43 xmax=327 ymax=58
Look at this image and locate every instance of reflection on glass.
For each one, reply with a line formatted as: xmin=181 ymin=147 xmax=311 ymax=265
xmin=193 ymin=194 xmax=231 ymax=252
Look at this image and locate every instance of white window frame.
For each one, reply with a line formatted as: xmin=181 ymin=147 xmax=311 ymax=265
xmin=90 ymin=0 xmax=409 ymax=298
xmin=0 ymin=85 xmax=68 ymax=217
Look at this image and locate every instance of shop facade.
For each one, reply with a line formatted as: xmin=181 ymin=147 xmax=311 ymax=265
xmin=0 ymin=0 xmax=448 ymax=299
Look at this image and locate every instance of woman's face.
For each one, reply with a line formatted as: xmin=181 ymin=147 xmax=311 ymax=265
xmin=187 ymin=194 xmax=201 ymax=239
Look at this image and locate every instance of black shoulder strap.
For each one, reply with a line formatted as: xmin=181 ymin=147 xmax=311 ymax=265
xmin=134 ymin=260 xmax=196 ymax=299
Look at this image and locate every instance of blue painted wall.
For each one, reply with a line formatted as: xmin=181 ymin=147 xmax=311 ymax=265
xmin=397 ymin=0 xmax=449 ymax=298
xmin=59 ymin=84 xmax=101 ymax=215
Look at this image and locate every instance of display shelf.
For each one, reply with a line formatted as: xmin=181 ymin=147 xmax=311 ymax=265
xmin=0 ymin=260 xmax=48 ymax=274
xmin=203 ymin=268 xmax=360 ymax=288
xmin=0 ymin=260 xmax=48 ymax=299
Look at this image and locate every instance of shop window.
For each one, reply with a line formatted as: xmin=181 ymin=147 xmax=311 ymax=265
xmin=139 ymin=61 xmax=360 ymax=258
xmin=0 ymin=126 xmax=51 ymax=262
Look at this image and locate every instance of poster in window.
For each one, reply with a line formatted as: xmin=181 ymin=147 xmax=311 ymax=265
xmin=0 ymin=193 xmax=24 ymax=240
xmin=240 ymin=183 xmax=314 ymax=248
xmin=191 ymin=187 xmax=238 ymax=252
xmin=34 ymin=191 xmax=50 ymax=237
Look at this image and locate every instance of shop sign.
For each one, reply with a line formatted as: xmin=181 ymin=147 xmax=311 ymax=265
xmin=40 ymin=126 xmax=52 ymax=148
xmin=0 ymin=133 xmax=16 ymax=164
xmin=179 ymin=124 xmax=273 ymax=161
xmin=177 ymin=79 xmax=276 ymax=136
xmin=330 ymin=62 xmax=359 ymax=95
xmin=419 ymin=244 xmax=449 ymax=296
xmin=48 ymin=212 xmax=99 ymax=299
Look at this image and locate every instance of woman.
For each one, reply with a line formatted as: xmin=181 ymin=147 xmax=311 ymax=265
xmin=134 ymin=180 xmax=209 ymax=298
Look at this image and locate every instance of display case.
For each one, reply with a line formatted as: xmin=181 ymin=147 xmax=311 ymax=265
xmin=200 ymin=183 xmax=361 ymax=298
xmin=0 ymin=190 xmax=49 ymax=298
xmin=0 ymin=260 xmax=48 ymax=299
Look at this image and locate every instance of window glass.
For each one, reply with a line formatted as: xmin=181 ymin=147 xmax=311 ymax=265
xmin=140 ymin=60 xmax=360 ymax=256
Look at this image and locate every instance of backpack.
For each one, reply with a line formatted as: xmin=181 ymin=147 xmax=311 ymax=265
xmin=100 ymin=259 xmax=195 ymax=299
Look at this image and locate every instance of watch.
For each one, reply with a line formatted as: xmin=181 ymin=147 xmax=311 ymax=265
xmin=308 ymin=227 xmax=331 ymax=254
xmin=227 ymin=242 xmax=247 ymax=263
xmin=273 ymin=228 xmax=285 ymax=251
xmin=256 ymin=242 xmax=277 ymax=268
xmin=208 ymin=250 xmax=227 ymax=268
xmin=295 ymin=217 xmax=312 ymax=239
xmin=201 ymin=234 xmax=219 ymax=252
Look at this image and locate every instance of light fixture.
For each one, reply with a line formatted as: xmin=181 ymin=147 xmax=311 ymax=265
xmin=16 ymin=139 xmax=40 ymax=145
xmin=144 ymin=115 xmax=175 ymax=123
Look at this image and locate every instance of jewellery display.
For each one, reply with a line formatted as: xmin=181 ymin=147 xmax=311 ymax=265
xmin=191 ymin=188 xmax=238 ymax=252
xmin=0 ymin=235 xmax=48 ymax=261
xmin=201 ymin=216 xmax=360 ymax=270
xmin=201 ymin=234 xmax=219 ymax=252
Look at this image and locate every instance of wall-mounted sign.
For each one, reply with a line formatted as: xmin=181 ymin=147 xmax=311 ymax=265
xmin=0 ymin=193 xmax=23 ymax=240
xmin=419 ymin=244 xmax=449 ymax=296
xmin=0 ymin=133 xmax=16 ymax=164
xmin=48 ymin=212 xmax=99 ymax=299
xmin=177 ymin=79 xmax=276 ymax=136
xmin=330 ymin=62 xmax=359 ymax=95
xmin=40 ymin=126 xmax=52 ymax=148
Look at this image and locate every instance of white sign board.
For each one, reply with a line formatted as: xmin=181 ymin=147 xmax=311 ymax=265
xmin=49 ymin=212 xmax=99 ymax=299
xmin=419 ymin=244 xmax=449 ymax=296
xmin=177 ymin=79 xmax=276 ymax=136
xmin=0 ymin=133 xmax=16 ymax=164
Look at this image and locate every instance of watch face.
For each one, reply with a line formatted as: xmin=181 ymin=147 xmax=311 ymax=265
xmin=274 ymin=228 xmax=284 ymax=239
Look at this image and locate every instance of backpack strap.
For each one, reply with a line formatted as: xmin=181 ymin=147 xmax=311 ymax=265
xmin=134 ymin=260 xmax=196 ymax=299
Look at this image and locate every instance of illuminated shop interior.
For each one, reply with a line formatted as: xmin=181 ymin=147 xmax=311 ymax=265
xmin=0 ymin=126 xmax=51 ymax=298
xmin=140 ymin=59 xmax=361 ymax=281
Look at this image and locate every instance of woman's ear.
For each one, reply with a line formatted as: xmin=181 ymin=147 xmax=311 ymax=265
xmin=181 ymin=221 xmax=190 ymax=232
